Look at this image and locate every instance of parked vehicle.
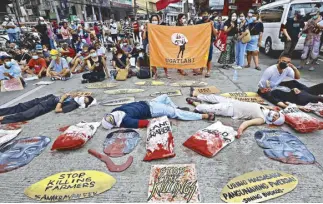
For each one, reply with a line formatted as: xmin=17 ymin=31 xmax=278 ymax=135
xmin=258 ymin=0 xmax=323 ymax=55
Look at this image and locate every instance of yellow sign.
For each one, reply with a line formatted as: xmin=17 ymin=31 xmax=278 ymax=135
xmin=220 ymin=170 xmax=298 ymax=203
xmin=221 ymin=92 xmax=259 ymax=98
xmin=148 ymin=23 xmax=212 ymax=69
xmin=25 ymin=170 xmax=116 ymax=202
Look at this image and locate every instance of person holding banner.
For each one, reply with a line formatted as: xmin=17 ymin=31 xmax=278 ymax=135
xmin=143 ymin=14 xmax=170 ymax=79
xmin=196 ymin=8 xmax=219 ymax=78
xmin=218 ymin=12 xmax=238 ymax=69
xmin=176 ymin=14 xmax=188 ymax=76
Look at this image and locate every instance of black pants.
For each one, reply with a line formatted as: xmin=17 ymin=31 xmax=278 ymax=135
xmin=82 ymin=71 xmax=106 ymax=83
xmin=111 ymin=34 xmax=118 ymax=43
xmin=279 ymin=80 xmax=323 ymax=95
xmin=271 ymin=89 xmax=323 ymax=106
xmin=0 ymin=94 xmax=58 ymax=124
xmin=258 ymin=90 xmax=281 ymax=105
xmin=134 ymin=31 xmax=140 ymax=41
xmin=280 ymin=40 xmax=298 ymax=58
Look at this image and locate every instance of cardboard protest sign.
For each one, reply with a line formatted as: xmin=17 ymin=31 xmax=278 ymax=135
xmin=86 ymin=82 xmax=118 ymax=89
xmin=221 ymin=92 xmax=259 ymax=98
xmin=1 ymin=78 xmax=24 ymax=92
xmin=0 ymin=136 xmax=50 ymax=173
xmin=229 ymin=97 xmax=267 ymax=105
xmin=183 ymin=121 xmax=237 ymax=157
xmin=104 ymin=89 xmax=144 ymax=95
xmin=150 ymin=90 xmax=182 ymax=97
xmin=193 ymin=86 xmax=221 ymax=95
xmin=24 ymin=170 xmax=116 ymax=202
xmin=148 ymin=23 xmax=211 ymax=69
xmin=144 ymin=116 xmax=175 ymax=161
xmin=0 ymin=129 xmax=21 ymax=147
xmin=135 ymin=81 xmax=165 ymax=86
xmin=104 ymin=129 xmax=140 ymax=157
xmin=170 ymin=81 xmax=207 ymax=87
xmin=148 ymin=164 xmax=200 ymax=203
xmin=255 ymin=130 xmax=316 ymax=165
xmin=101 ymin=97 xmax=135 ymax=106
xmin=220 ymin=170 xmax=298 ymax=203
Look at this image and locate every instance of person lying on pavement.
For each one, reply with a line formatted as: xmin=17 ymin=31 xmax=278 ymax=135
xmin=0 ymin=93 xmax=96 ymax=124
xmin=186 ymin=95 xmax=285 ymax=138
xmin=101 ymin=94 xmax=215 ymax=130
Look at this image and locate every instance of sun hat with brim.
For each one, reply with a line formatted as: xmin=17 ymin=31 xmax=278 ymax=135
xmin=310 ymin=8 xmax=320 ymax=16
xmin=50 ymin=49 xmax=59 ymax=56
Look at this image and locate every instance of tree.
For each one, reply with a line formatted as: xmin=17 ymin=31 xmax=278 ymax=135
xmin=194 ymin=0 xmax=209 ymax=15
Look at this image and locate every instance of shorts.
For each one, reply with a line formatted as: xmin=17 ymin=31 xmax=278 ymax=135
xmin=208 ymin=43 xmax=214 ymax=62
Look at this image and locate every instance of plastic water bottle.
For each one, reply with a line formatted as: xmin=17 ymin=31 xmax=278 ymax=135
xmin=110 ymin=71 xmax=115 ymax=82
xmin=233 ymin=69 xmax=238 ymax=81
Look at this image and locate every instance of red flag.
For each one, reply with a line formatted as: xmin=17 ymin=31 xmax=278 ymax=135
xmin=156 ymin=0 xmax=181 ymax=11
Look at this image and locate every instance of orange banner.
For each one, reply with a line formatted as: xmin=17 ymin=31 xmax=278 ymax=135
xmin=148 ymin=23 xmax=212 ymax=69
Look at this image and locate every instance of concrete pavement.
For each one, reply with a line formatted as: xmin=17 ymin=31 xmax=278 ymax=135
xmin=0 ymin=51 xmax=323 ymax=202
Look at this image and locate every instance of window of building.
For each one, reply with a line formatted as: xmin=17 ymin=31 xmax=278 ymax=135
xmin=261 ymin=6 xmax=284 ymax=22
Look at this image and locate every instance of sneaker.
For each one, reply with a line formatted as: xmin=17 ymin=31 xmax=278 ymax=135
xmin=309 ymin=67 xmax=315 ymax=71
xmin=50 ymin=77 xmax=56 ymax=81
xmin=235 ymin=66 xmax=243 ymax=70
xmin=314 ymin=61 xmax=320 ymax=65
xmin=186 ymin=97 xmax=202 ymax=104
xmin=306 ymin=61 xmax=310 ymax=65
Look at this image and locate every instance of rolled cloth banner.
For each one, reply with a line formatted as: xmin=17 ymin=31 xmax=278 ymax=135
xmin=148 ymin=23 xmax=212 ymax=69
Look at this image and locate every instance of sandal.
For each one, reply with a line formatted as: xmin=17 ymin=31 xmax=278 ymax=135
xmin=255 ymin=66 xmax=261 ymax=71
xmin=166 ymin=75 xmax=171 ymax=79
xmin=207 ymin=113 xmax=216 ymax=121
xmin=178 ymin=70 xmax=188 ymax=76
xmin=244 ymin=65 xmax=251 ymax=68
xmin=205 ymin=73 xmax=210 ymax=78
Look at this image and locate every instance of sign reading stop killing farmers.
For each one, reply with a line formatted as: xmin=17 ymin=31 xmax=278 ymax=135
xmin=24 ymin=170 xmax=116 ymax=202
xmin=148 ymin=23 xmax=212 ymax=69
xmin=220 ymin=170 xmax=298 ymax=203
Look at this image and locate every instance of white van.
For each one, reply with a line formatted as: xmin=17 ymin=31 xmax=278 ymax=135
xmin=258 ymin=0 xmax=323 ymax=55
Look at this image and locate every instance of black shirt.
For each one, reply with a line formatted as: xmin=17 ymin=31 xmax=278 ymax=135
xmin=284 ymin=18 xmax=305 ymax=41
xmin=113 ymin=54 xmax=128 ymax=69
xmin=89 ymin=56 xmax=104 ymax=73
xmin=224 ymin=20 xmax=238 ymax=36
xmin=249 ymin=22 xmax=264 ymax=35
xmin=62 ymin=100 xmax=80 ymax=113
xmin=15 ymin=53 xmax=31 ymax=63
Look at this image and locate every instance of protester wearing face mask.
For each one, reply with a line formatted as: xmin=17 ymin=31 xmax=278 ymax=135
xmin=47 ymin=49 xmax=71 ymax=81
xmin=280 ymin=10 xmax=304 ymax=59
xmin=109 ymin=19 xmax=118 ymax=43
xmin=195 ymin=8 xmax=219 ymax=77
xmin=2 ymin=17 xmax=17 ymax=43
xmin=95 ymin=42 xmax=106 ymax=58
xmin=0 ymin=93 xmax=97 ymax=124
xmin=143 ymin=14 xmax=170 ymax=79
xmin=218 ymin=12 xmax=238 ymax=69
xmin=233 ymin=12 xmax=249 ymax=69
xmin=0 ymin=55 xmax=23 ymax=84
xmin=35 ymin=17 xmax=50 ymax=48
xmin=175 ymin=13 xmax=189 ymax=76
xmin=186 ymin=95 xmax=285 ymax=138
xmin=121 ymin=39 xmax=133 ymax=55
xmin=298 ymin=8 xmax=323 ymax=71
xmin=136 ymin=47 xmax=150 ymax=70
xmin=23 ymin=50 xmax=47 ymax=77
xmin=70 ymin=44 xmax=90 ymax=73
xmin=257 ymin=54 xmax=301 ymax=108
xmin=81 ymin=48 xmax=108 ymax=83
xmin=246 ymin=9 xmax=255 ymax=24
xmin=246 ymin=12 xmax=264 ymax=71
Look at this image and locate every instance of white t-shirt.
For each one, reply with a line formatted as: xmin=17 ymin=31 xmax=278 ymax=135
xmin=258 ymin=64 xmax=295 ymax=89
xmin=232 ymin=101 xmax=266 ymax=121
xmin=97 ymin=47 xmax=106 ymax=56
xmin=110 ymin=23 xmax=118 ymax=35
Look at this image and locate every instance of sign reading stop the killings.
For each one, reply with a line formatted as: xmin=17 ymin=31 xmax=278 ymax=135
xmin=24 ymin=170 xmax=116 ymax=202
xmin=220 ymin=170 xmax=298 ymax=203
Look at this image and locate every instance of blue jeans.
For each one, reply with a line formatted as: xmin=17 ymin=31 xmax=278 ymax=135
xmin=49 ymin=39 xmax=56 ymax=49
xmin=149 ymin=95 xmax=202 ymax=120
xmin=8 ymin=33 xmax=17 ymax=43
xmin=235 ymin=41 xmax=247 ymax=66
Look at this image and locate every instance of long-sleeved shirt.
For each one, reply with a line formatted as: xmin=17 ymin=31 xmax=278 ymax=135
xmin=112 ymin=101 xmax=151 ymax=128
xmin=0 ymin=63 xmax=21 ymax=80
xmin=258 ymin=65 xmax=295 ymax=89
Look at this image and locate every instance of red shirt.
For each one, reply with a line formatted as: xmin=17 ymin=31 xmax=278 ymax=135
xmin=133 ymin=22 xmax=139 ymax=32
xmin=62 ymin=48 xmax=76 ymax=58
xmin=28 ymin=58 xmax=47 ymax=74
xmin=94 ymin=26 xmax=100 ymax=35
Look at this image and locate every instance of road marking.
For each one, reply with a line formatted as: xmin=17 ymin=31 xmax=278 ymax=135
xmin=318 ymin=59 xmax=323 ymax=62
xmin=0 ymin=85 xmax=45 ymax=108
